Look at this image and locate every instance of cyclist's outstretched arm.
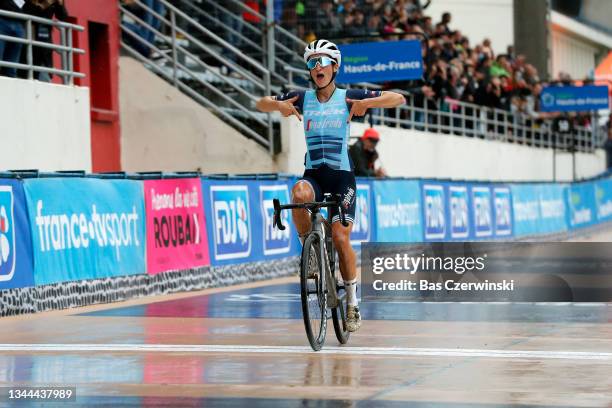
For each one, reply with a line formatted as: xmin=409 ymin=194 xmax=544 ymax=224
xmin=256 ymin=95 xmax=302 ymax=121
xmin=346 ymin=90 xmax=406 ymax=122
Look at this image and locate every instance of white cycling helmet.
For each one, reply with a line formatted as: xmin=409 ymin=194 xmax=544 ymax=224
xmin=303 ymin=39 xmax=342 ymax=67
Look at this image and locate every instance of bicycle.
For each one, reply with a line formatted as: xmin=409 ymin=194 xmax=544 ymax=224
xmin=272 ymin=193 xmax=351 ymax=351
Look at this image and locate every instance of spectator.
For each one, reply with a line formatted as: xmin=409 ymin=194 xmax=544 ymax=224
xmin=438 ymin=11 xmax=452 ymax=35
xmin=349 ymin=128 xmax=387 ymax=178
xmin=0 ymin=0 xmax=26 ymax=78
xmin=316 ymin=1 xmax=341 ymax=39
xmin=121 ymin=0 xmax=165 ymax=58
xmin=21 ymin=0 xmax=68 ymax=82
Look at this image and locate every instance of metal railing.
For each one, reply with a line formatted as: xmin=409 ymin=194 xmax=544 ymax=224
xmin=370 ymin=94 xmax=606 ymax=152
xmin=119 ymin=0 xmax=275 ymax=152
xmin=0 ymin=9 xmax=85 ymax=84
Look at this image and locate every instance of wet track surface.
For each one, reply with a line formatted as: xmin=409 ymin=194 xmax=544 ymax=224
xmin=0 ymin=277 xmax=610 ymax=407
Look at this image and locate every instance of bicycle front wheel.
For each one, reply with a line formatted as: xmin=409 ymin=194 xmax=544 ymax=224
xmin=300 ymin=234 xmax=327 ymax=351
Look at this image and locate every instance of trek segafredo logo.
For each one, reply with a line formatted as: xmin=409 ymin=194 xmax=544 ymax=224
xmin=211 ymin=185 xmax=251 ymax=260
xmin=0 ymin=186 xmax=16 ymax=282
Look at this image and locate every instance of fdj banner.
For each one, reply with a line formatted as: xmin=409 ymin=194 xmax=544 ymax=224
xmin=144 ymin=178 xmax=210 ymax=275
xmin=259 ymin=183 xmax=293 ymax=256
xmin=336 ymin=40 xmax=423 ymax=84
xmin=351 ymin=182 xmax=374 ymax=246
xmin=0 ymin=179 xmax=34 ymax=290
xmin=540 ymin=85 xmax=609 ymax=112
xmin=374 ymin=180 xmax=422 ymax=242
xmin=24 ymin=178 xmax=146 ymax=285
xmin=209 ymin=184 xmax=251 ymax=261
xmin=471 ymin=186 xmax=494 ymax=239
xmin=422 ymin=182 xmax=446 ymax=241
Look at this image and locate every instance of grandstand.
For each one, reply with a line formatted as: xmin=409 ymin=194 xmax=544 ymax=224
xmin=0 ymin=0 xmax=611 ymax=407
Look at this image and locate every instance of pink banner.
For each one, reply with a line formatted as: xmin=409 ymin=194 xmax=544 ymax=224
xmin=145 ymin=178 xmax=210 ymax=274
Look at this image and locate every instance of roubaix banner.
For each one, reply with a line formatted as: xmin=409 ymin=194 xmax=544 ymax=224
xmin=373 ymin=179 xmax=422 ymax=242
xmin=336 ymin=40 xmax=424 ymax=84
xmin=0 ymin=179 xmax=34 ymax=290
xmin=24 ymin=178 xmax=146 ymax=285
xmin=540 ymin=85 xmax=609 ymax=112
xmin=144 ymin=178 xmax=210 ymax=275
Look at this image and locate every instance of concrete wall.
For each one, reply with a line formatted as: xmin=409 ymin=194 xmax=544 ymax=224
xmin=0 ymin=77 xmax=91 ymax=171
xmin=278 ymin=118 xmax=606 ymax=182
xmin=426 ymin=0 xmax=514 ymax=55
xmin=119 ymin=57 xmax=276 ymax=173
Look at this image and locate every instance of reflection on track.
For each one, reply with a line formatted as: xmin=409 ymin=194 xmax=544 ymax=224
xmin=81 ymin=283 xmax=612 ymax=323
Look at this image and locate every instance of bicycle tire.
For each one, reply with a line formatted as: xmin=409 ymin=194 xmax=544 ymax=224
xmin=330 ymin=243 xmax=350 ymax=344
xmin=300 ymin=233 xmax=327 ymax=351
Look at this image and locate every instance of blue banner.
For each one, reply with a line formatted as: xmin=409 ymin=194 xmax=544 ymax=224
xmin=511 ymin=184 xmax=567 ymax=237
xmin=595 ymin=177 xmax=612 ymax=222
xmin=448 ymin=184 xmax=470 ymax=240
xmin=422 ymin=182 xmax=447 ymax=241
xmin=540 ymin=85 xmax=609 ymax=112
xmin=256 ymin=181 xmax=300 ymax=258
xmin=24 ymin=179 xmax=146 ymax=286
xmin=470 ymin=185 xmax=494 ymax=239
xmin=0 ymin=179 xmax=34 ymax=290
xmin=351 ymin=180 xmax=375 ymax=246
xmin=337 ymin=40 xmax=424 ymax=84
xmin=567 ymin=182 xmax=597 ymax=229
xmin=493 ymin=186 xmax=513 ymax=238
xmin=374 ymin=180 xmax=422 ymax=242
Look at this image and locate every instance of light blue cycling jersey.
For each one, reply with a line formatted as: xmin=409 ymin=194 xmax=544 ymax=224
xmin=275 ymin=87 xmax=382 ymax=172
xmin=302 ymin=88 xmax=350 ymax=171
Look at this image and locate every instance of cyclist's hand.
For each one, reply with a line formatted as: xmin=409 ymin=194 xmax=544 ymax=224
xmin=346 ymin=98 xmax=370 ymax=123
xmin=277 ymin=96 xmax=302 ymax=121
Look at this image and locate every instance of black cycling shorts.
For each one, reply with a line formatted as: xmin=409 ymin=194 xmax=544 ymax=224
xmin=298 ymin=164 xmax=356 ymax=224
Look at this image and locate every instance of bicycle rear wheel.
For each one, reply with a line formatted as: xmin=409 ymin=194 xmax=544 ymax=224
xmin=329 ymin=243 xmax=350 ymax=344
xmin=300 ymin=234 xmax=327 ymax=351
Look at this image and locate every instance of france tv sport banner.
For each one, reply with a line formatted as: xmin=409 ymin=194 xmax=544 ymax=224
xmin=24 ymin=178 xmax=146 ymax=285
xmin=373 ymin=179 xmax=422 ymax=242
xmin=0 ymin=179 xmax=34 ymax=290
xmin=144 ymin=178 xmax=210 ymax=275
xmin=336 ymin=40 xmax=424 ymax=84
xmin=511 ymin=183 xmax=568 ymax=237
xmin=567 ymin=181 xmax=597 ymax=229
xmin=351 ymin=181 xmax=375 ymax=246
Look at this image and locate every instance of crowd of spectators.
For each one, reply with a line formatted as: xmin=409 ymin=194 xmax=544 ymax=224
xmin=0 ymin=0 xmax=68 ymax=80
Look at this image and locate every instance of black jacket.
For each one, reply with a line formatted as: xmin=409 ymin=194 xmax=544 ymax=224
xmin=349 ymin=139 xmax=378 ymax=177
xmin=0 ymin=0 xmax=24 ymax=13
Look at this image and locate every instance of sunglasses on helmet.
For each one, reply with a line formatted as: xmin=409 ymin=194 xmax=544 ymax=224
xmin=306 ymin=56 xmax=336 ymax=70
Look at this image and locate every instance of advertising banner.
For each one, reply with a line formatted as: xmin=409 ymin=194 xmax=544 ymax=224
xmin=24 ymin=178 xmax=146 ymax=285
xmin=493 ymin=186 xmax=513 ymax=238
xmin=374 ymin=179 xmax=422 ymax=242
xmin=0 ymin=179 xmax=34 ymax=290
xmin=567 ymin=182 xmax=597 ymax=229
xmin=511 ymin=184 xmax=568 ymax=237
xmin=351 ymin=181 xmax=375 ymax=246
xmin=449 ymin=184 xmax=470 ymax=240
xmin=257 ymin=181 xmax=300 ymax=258
xmin=595 ymin=177 xmax=612 ymax=222
xmin=336 ymin=40 xmax=424 ymax=84
xmin=422 ymin=181 xmax=447 ymax=241
xmin=471 ymin=185 xmax=494 ymax=239
xmin=144 ymin=178 xmax=210 ymax=275
xmin=540 ymin=85 xmax=609 ymax=112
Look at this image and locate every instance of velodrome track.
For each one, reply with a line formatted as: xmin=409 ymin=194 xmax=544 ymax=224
xmin=0 ymin=230 xmax=611 ymax=407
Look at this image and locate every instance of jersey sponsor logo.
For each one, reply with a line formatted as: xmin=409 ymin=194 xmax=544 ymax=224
xmin=303 ymin=108 xmax=345 ymax=117
xmin=493 ymin=187 xmax=512 ymax=236
xmin=449 ymin=186 xmax=469 ymax=239
xmin=260 ymin=185 xmax=291 ymax=255
xmin=211 ymin=186 xmax=251 ymax=260
xmin=0 ymin=186 xmax=15 ymax=282
xmin=472 ymin=187 xmax=493 ymax=237
xmin=350 ymin=184 xmax=370 ymax=244
xmin=424 ymin=184 xmax=445 ymax=240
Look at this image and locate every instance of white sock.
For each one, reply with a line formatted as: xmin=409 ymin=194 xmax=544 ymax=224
xmin=345 ymin=278 xmax=359 ymax=307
